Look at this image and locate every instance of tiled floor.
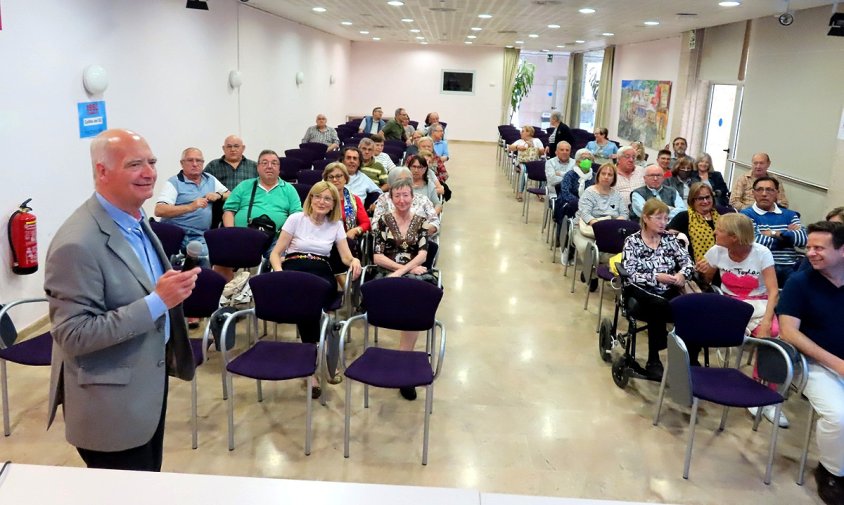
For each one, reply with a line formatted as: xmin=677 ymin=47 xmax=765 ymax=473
xmin=0 ymin=142 xmax=822 ymax=504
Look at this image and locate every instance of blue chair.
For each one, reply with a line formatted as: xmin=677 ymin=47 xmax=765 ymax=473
xmin=653 ymin=293 xmax=794 ymax=484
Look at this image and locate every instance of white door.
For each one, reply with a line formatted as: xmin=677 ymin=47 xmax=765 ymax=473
xmin=703 ymin=84 xmax=743 ymax=178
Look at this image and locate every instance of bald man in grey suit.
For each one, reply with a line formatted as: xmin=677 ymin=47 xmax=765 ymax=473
xmin=45 ymin=129 xmax=198 ymax=471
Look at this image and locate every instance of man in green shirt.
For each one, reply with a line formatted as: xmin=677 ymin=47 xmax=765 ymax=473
xmin=358 ymin=138 xmax=389 ymax=191
xmin=381 ymin=107 xmax=407 ymax=142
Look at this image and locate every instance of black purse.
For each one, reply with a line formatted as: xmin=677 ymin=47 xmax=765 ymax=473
xmin=246 ymin=180 xmax=276 ymax=240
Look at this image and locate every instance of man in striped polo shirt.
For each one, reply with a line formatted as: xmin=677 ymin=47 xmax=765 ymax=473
xmin=741 ymin=175 xmax=807 ymax=286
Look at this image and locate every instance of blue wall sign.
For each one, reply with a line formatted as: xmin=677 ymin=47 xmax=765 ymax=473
xmin=78 ymin=101 xmax=107 ymax=138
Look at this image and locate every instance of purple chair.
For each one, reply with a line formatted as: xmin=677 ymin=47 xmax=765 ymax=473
xmin=325 ymin=150 xmax=342 ymax=161
xmin=408 ymin=120 xmax=419 ymax=129
xmin=0 ymin=298 xmax=53 ymax=436
xmin=339 ymin=277 xmax=446 ymax=465
xmin=312 ymin=159 xmax=331 ymax=173
xmin=296 ymin=169 xmax=323 ymax=186
xmin=148 ymin=218 xmax=186 ymax=261
xmin=299 ymin=142 xmax=328 ymax=155
xmin=577 ymin=220 xmax=640 ymax=316
xmin=284 ymin=148 xmax=322 ymax=165
xmin=279 ymin=157 xmax=309 ymax=183
xmin=182 ymin=267 xmax=227 ymax=449
xmin=521 ymin=160 xmax=547 ymax=224
xmin=384 ymin=139 xmax=406 ymax=151
xmin=205 ymin=227 xmax=269 ymax=270
xmin=715 ymin=204 xmax=737 ymax=215
xmin=382 ymin=145 xmax=404 ymax=165
xmin=292 ymin=183 xmax=311 ymax=205
xmin=220 ymin=271 xmax=334 ymax=453
xmin=654 ymin=293 xmax=793 ymax=484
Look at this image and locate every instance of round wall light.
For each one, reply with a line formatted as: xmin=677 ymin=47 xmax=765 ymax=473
xmin=82 ymin=65 xmax=109 ymax=95
xmin=228 ymin=70 xmax=243 ymax=89
xmin=295 ymin=71 xmax=305 ymax=85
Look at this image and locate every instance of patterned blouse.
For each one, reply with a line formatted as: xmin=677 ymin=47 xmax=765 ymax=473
xmin=373 ymin=213 xmax=428 ymax=265
xmin=622 ymin=231 xmax=694 ymax=295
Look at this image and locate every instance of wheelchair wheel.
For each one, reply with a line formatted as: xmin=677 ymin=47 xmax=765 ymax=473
xmin=611 ymin=356 xmax=630 ymax=389
xmin=598 ymin=318 xmax=613 ymax=363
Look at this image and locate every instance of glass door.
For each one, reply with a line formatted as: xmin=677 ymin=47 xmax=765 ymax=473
xmin=703 ymin=84 xmax=743 ymax=179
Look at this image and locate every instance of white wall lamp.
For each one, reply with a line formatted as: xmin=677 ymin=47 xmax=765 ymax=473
xmin=329 ymin=74 xmax=336 ymax=85
xmin=228 ymin=70 xmax=243 ymax=89
xmin=295 ymin=71 xmax=305 ymax=86
xmin=82 ymin=65 xmax=109 ymax=95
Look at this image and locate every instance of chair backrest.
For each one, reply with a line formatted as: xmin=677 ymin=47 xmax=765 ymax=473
xmin=312 ymin=159 xmax=331 ymax=173
xmin=249 ymin=271 xmax=333 ymax=324
xmin=438 ymin=121 xmax=447 ymax=130
xmin=0 ymin=305 xmax=19 ymax=348
xmin=280 ymin=157 xmax=309 ymax=182
xmin=715 ymin=204 xmax=736 ymax=215
xmin=670 ymin=293 xmax=753 ymax=349
xmin=666 ymin=333 xmax=694 ymax=407
xmin=292 ymin=183 xmax=311 ymax=205
xmin=363 ymin=191 xmax=381 ymax=208
xmin=296 ymin=169 xmax=323 ymax=186
xmin=408 ymin=120 xmax=419 ymax=129
xmin=524 ymin=160 xmax=546 ymax=182
xmin=299 ymin=142 xmax=327 ymax=154
xmin=384 ymin=139 xmax=405 ymax=150
xmin=360 ymin=277 xmax=443 ymax=331
xmin=593 ymin=219 xmax=640 ymax=254
xmin=284 ymin=148 xmax=320 ymax=164
xmin=325 ymin=150 xmax=342 ymax=161
xmin=148 ymin=219 xmax=186 ymax=258
xmin=204 ymin=227 xmax=269 ymax=268
xmin=182 ymin=268 xmax=227 ymax=319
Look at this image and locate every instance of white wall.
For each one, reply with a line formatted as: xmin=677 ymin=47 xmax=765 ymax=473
xmin=0 ymin=0 xmax=350 ymax=326
xmin=608 ymin=36 xmax=683 ymax=158
xmin=347 ymin=42 xmax=504 ymax=142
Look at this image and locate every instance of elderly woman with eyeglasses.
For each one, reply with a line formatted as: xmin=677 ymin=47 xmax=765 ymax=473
xmin=622 ymin=198 xmax=694 ymax=381
xmin=667 ymin=182 xmax=722 ymax=262
xmin=322 ymin=162 xmax=371 ymax=241
xmin=690 ymin=153 xmax=729 ymax=207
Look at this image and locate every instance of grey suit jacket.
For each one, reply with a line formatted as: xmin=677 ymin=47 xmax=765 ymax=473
xmin=45 ymin=194 xmax=195 ymax=452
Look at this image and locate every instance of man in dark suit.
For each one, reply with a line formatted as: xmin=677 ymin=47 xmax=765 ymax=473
xmin=546 ymin=110 xmax=574 ymax=156
xmin=45 ymin=128 xmax=198 ymax=471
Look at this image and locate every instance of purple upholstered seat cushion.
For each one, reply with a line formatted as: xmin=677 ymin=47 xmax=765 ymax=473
xmin=344 ymin=347 xmax=433 ymax=388
xmin=690 ymin=367 xmax=784 ymax=407
xmin=0 ymin=332 xmax=52 ymax=366
xmin=226 ymin=341 xmax=317 ymax=380
xmin=596 ymin=264 xmax=614 ymax=281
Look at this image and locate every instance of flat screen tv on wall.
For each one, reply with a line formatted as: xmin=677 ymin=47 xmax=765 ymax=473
xmin=441 ymin=70 xmax=475 ymax=95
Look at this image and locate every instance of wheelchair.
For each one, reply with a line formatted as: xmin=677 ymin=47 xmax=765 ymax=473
xmin=597 ymin=265 xmax=674 ymax=389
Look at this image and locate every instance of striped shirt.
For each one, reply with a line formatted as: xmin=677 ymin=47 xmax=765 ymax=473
xmin=740 ymin=203 xmax=806 ymax=267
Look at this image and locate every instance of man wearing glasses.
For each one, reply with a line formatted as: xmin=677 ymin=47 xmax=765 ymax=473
xmin=729 ymin=152 xmax=789 ymax=210
xmin=204 ymin=134 xmax=258 ymax=228
xmin=740 ymin=176 xmax=805 ymax=285
xmin=630 ymin=165 xmax=686 ymax=220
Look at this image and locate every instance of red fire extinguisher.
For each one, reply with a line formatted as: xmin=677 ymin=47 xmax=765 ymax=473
xmin=8 ymin=199 xmax=38 ymax=275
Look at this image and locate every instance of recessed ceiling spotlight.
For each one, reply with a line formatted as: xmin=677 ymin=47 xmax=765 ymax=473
xmin=505 ymin=45 xmax=514 ymax=48
xmin=528 ymin=34 xmax=539 ymax=38
xmin=602 ymin=32 xmax=614 ymax=36
xmin=478 ymin=14 xmax=492 ymax=19
xmin=341 ymin=21 xmax=353 ymax=26
xmin=416 ymin=36 xmax=425 ymax=40
xmin=579 ymin=8 xmax=596 ymax=14
xmin=465 ymin=41 xmax=472 ymax=44
xmin=644 ymin=20 xmax=660 ymax=26
xmin=312 ymin=7 xmax=326 ymax=13
xmin=401 ymin=18 xmax=413 ymax=22
xmin=372 ymin=37 xmax=381 ymax=41
xmin=387 ymin=1 xmax=404 ymax=6
xmin=515 ymin=40 xmax=524 ymax=44
xmin=575 ymin=39 xmax=585 ymax=43
xmin=718 ymin=1 xmax=741 ymax=6
xmin=360 ymin=30 xmax=370 ymax=34
xmin=421 ymin=41 xmax=429 ymax=45
xmin=556 ymin=45 xmax=566 ymax=48
xmin=467 ymin=35 xmax=477 ymax=39
xmin=548 ymin=24 xmax=560 ymax=29
xmin=471 ymin=27 xmax=483 ymax=31
xmin=410 ymin=29 xmax=421 ymax=33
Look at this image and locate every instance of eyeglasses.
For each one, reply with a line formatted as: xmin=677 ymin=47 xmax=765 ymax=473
xmin=312 ymin=195 xmax=334 ymax=203
xmin=678 ymin=168 xmax=693 ymax=172
xmin=694 ymin=195 xmax=713 ymax=202
xmin=224 ymin=144 xmax=242 ymax=149
xmin=326 ymin=174 xmax=345 ymax=180
xmin=181 ymin=157 xmax=204 ymax=164
xmin=259 ymin=160 xmax=280 ymax=167
xmin=753 ymin=187 xmax=778 ymax=194
xmin=645 ymin=174 xmax=662 ymax=178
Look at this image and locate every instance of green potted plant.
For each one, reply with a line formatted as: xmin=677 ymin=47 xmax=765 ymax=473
xmin=509 ymin=60 xmax=536 ymax=123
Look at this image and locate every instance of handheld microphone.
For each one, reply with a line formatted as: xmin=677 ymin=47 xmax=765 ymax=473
xmin=182 ymin=241 xmax=204 ymax=271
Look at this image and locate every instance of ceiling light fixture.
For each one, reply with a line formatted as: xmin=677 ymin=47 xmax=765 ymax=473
xmin=421 ymin=41 xmax=429 ymax=45
xmin=505 ymin=45 xmax=514 ymax=48
xmin=410 ymin=29 xmax=421 ymax=33
xmin=556 ymin=45 xmax=566 ymax=48
xmin=718 ymin=1 xmax=741 ymax=6
xmin=360 ymin=30 xmax=370 ymax=34
xmin=387 ymin=1 xmax=404 ymax=6
xmin=515 ymin=40 xmax=524 ymax=44
xmin=401 ymin=18 xmax=413 ymax=22
xmin=602 ymin=32 xmax=614 ymax=36
xmin=465 ymin=41 xmax=472 ymax=44
xmin=575 ymin=39 xmax=585 ymax=43
xmin=467 ymin=35 xmax=477 ymax=39
xmin=579 ymin=8 xmax=596 ymax=14
xmin=528 ymin=34 xmax=539 ymax=38
xmin=471 ymin=27 xmax=483 ymax=31
xmin=548 ymin=24 xmax=560 ymax=29
xmin=478 ymin=14 xmax=492 ymax=19
xmin=312 ymin=7 xmax=326 ymax=13
xmin=373 ymin=37 xmax=381 ymax=41
xmin=416 ymin=36 xmax=425 ymax=40
xmin=644 ymin=20 xmax=660 ymax=26
xmin=341 ymin=21 xmax=352 ymax=26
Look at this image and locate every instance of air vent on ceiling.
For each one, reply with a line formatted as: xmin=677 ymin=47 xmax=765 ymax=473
xmin=498 ymin=30 xmax=518 ymax=34
xmin=373 ymin=25 xmax=387 ymax=29
xmin=429 ymin=7 xmax=457 ymax=11
xmin=676 ymin=12 xmax=698 ymax=16
xmin=533 ymin=0 xmax=563 ymax=5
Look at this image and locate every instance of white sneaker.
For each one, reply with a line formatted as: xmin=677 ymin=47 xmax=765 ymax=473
xmin=223 ymin=271 xmax=250 ymax=298
xmin=747 ymin=406 xmax=789 ymax=428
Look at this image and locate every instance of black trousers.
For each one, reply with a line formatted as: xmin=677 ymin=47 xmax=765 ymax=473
xmin=282 ymin=257 xmax=335 ymax=344
xmin=77 ymin=375 xmax=168 ymax=472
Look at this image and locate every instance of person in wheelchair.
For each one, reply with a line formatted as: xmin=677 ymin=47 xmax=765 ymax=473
xmin=622 ymin=199 xmax=694 ymax=380
xmin=322 ymin=162 xmax=371 ymax=276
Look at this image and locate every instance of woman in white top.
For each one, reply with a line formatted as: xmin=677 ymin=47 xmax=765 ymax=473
xmin=508 ymin=126 xmax=545 ymax=202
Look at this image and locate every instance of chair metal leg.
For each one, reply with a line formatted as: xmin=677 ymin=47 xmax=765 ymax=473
xmin=256 ymin=379 xmax=263 ymax=402
xmin=364 ymin=384 xmax=369 ymax=408
xmin=596 ymin=280 xmax=606 ymax=332
xmin=226 ymin=373 xmax=235 ymax=451
xmin=719 ymin=405 xmax=730 ymax=431
xmin=221 ymin=367 xmax=228 ymax=400
xmin=422 ymin=384 xmax=433 ymax=465
xmin=570 ymin=253 xmax=578 ymax=293
xmin=191 ymin=376 xmax=198 ymax=449
xmin=2 ymin=360 xmax=10 ymax=436
xmin=653 ymin=367 xmax=669 ymax=426
xmin=583 ymin=269 xmax=593 ymax=310
xmin=764 ymin=403 xmax=783 ymax=485
xmin=344 ymin=377 xmax=352 ymax=458
xmin=683 ymin=398 xmax=700 ymax=479
xmin=752 ymin=405 xmax=763 ymax=431
xmin=305 ymin=379 xmax=313 ymax=455
xmin=523 ymin=189 xmax=530 ymax=222
xmin=798 ymin=408 xmax=816 ymax=485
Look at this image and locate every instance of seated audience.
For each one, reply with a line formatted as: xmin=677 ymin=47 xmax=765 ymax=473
xmin=655 ymin=149 xmax=672 ymax=179
xmin=667 ymin=182 xmax=720 ymax=262
xmin=663 ymin=157 xmax=696 ymax=202
xmin=740 ymin=176 xmax=806 ymax=286
xmin=301 ymin=114 xmax=340 ymax=152
xmin=631 ymin=141 xmax=648 ymax=167
xmin=322 ymin=160 xmax=371 ymax=244
xmin=421 ymin=111 xmax=441 ymax=135
xmin=690 ymin=152 xmax=729 ymax=207
xmin=416 ymin=136 xmax=448 ymax=185
xmin=509 ymin=126 xmax=544 ymax=203
xmin=730 ymin=152 xmax=789 ymax=210
xmin=370 ymin=133 xmax=397 ymax=172
xmin=613 ymin=146 xmax=645 ymax=208
xmin=382 ymin=107 xmax=408 ymax=142
xmin=622 ymin=199 xmax=694 ymax=380
xmin=402 ymin=114 xmax=416 ymax=144
xmin=827 ymin=206 xmax=844 ymax=223
xmin=630 ymin=164 xmax=685 ymax=220
xmin=407 ymin=154 xmax=442 ymax=215
xmin=668 ymin=136 xmax=695 ymax=169
xmin=358 ymin=106 xmax=386 ymax=134
xmin=372 ymin=167 xmax=440 ymax=236
xmin=371 ymin=179 xmax=433 ymax=401
xmin=546 ymin=110 xmax=574 ymax=157
xmin=155 ymin=147 xmax=229 ymax=264
xmin=341 ymin=146 xmax=381 ymax=201
xmin=556 ymin=149 xmax=595 ymax=219
xmin=269 ymin=181 xmax=362 ymax=397
xmin=416 ymin=147 xmax=448 ymax=199
xmin=586 ymin=127 xmax=618 ymax=166
xmin=204 ymin=134 xmax=258 ymax=229
xmin=778 ymin=221 xmax=844 ymax=505
xmin=358 ymin=138 xmax=389 ymax=191
xmin=430 ymin=123 xmax=449 ymax=162
xmin=545 ymin=141 xmax=574 ymax=197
